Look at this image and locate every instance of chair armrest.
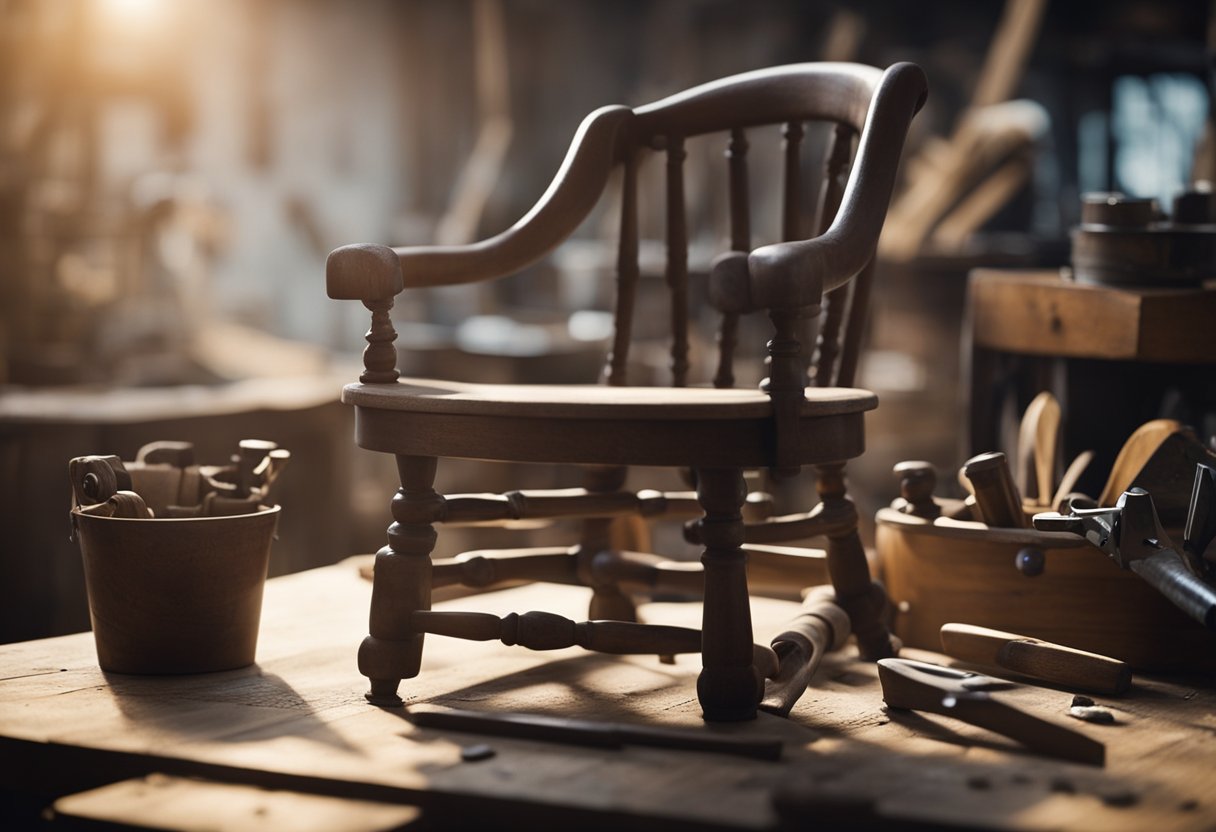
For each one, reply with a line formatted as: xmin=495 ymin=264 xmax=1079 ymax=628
xmin=713 ymin=62 xmax=928 ymax=313
xmin=326 ymin=105 xmax=634 ymax=302
xmin=326 ymin=244 xmax=403 ymax=300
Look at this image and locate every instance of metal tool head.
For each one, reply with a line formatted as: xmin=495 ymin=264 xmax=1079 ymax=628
xmin=880 ymin=658 xmax=1015 ymax=693
xmin=1185 ymin=463 xmax=1216 ymax=565
xmin=1031 ymin=510 xmax=1084 ymax=534
xmin=1033 ymin=501 xmax=1119 ymax=553
xmin=1033 ymin=490 xmax=1171 ymax=569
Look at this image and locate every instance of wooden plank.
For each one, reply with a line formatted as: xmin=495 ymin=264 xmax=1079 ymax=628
xmin=968 ymin=270 xmax=1216 ymax=362
xmin=50 ymin=775 xmax=420 ymax=832
xmin=3 ymin=562 xmax=1216 ymax=830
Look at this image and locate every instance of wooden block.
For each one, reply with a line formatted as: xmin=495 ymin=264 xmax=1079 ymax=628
xmin=969 ymin=269 xmax=1216 ymax=362
xmin=50 ymin=775 xmax=421 ymax=832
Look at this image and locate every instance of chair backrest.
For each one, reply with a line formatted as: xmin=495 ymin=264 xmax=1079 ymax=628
xmin=326 ymin=63 xmax=928 ymax=403
xmin=603 ymin=62 xmax=927 ymax=393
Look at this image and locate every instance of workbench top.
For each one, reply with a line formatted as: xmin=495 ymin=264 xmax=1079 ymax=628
xmin=2 ymin=560 xmax=1213 ymax=830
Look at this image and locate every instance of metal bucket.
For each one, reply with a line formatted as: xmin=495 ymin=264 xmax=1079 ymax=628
xmin=71 ymin=506 xmax=280 ymax=674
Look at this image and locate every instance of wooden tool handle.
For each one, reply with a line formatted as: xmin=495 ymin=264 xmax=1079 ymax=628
xmin=68 ymin=455 xmax=133 ymax=508
xmin=940 ymin=623 xmax=1131 ymax=694
xmin=776 ymin=588 xmax=852 ymax=655
xmin=962 ymin=451 xmax=1027 ymax=528
xmin=236 ymin=439 xmax=278 ymax=497
xmin=893 ymin=460 xmax=940 ymax=518
xmin=759 ymin=588 xmax=851 ymax=717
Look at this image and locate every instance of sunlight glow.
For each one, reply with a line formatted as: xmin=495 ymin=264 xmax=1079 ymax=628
xmin=95 ymin=0 xmax=165 ymax=27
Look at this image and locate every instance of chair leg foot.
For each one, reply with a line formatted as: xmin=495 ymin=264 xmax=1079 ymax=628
xmin=358 ymin=632 xmax=422 ymax=705
xmin=837 ymin=581 xmax=898 ymax=661
xmin=696 ymin=467 xmax=760 ymax=722
xmin=365 ymin=678 xmax=404 ymax=707
xmin=697 ymin=664 xmax=762 ymax=722
xmin=360 ymin=455 xmax=440 ymax=707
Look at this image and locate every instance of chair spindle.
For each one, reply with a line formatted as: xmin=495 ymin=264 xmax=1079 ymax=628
xmin=812 ymin=124 xmax=857 ymax=387
xmin=360 ymin=298 xmax=400 ymax=384
xmin=606 ymin=152 xmax=640 ymax=386
xmin=835 ymin=257 xmax=875 ymax=388
xmin=666 ymin=134 xmax=690 ymax=387
xmin=714 ymin=127 xmax=752 ymax=389
xmin=781 ymin=121 xmax=804 ymax=242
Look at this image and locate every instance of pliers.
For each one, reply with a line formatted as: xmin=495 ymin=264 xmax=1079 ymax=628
xmin=878 ymin=658 xmax=1105 ymax=766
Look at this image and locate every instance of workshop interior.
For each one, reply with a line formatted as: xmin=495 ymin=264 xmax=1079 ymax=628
xmin=2 ymin=0 xmax=1216 ymax=830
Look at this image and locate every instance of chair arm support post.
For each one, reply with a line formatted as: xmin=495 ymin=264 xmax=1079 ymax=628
xmin=763 ymin=307 xmax=814 ymax=477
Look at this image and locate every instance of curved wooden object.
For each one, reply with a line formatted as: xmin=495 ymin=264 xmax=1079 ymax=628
xmin=328 ymin=63 xmax=927 ymax=308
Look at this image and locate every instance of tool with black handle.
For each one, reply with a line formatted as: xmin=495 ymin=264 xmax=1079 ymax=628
xmin=1033 ymin=463 xmax=1216 ymax=631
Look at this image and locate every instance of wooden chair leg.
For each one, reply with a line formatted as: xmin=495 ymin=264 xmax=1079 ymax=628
xmin=695 ymin=467 xmax=761 ymax=721
xmin=580 ymin=466 xmax=639 ymax=621
xmin=358 ymin=455 xmax=441 ymax=706
xmin=815 ymin=462 xmax=898 ymax=661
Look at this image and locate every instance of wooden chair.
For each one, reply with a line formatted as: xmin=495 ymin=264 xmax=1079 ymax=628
xmin=327 ymin=62 xmax=927 ymax=721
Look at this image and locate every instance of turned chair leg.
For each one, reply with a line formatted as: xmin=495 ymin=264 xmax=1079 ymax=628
xmin=358 ymin=455 xmax=442 ymax=706
xmin=696 ymin=467 xmax=762 ymax=721
xmin=581 ymin=465 xmax=639 ymax=622
xmin=815 ymin=462 xmax=897 ymax=661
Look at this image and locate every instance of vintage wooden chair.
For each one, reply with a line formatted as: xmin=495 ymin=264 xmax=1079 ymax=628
xmin=327 ymin=62 xmax=927 ymax=721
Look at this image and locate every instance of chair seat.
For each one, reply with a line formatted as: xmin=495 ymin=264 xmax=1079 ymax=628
xmin=346 ymin=378 xmax=877 ymax=467
xmin=343 ymin=378 xmax=877 ymax=418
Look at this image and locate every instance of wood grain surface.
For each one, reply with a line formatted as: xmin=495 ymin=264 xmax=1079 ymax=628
xmin=968 ymin=270 xmax=1216 ymax=362
xmin=3 ymin=560 xmax=1215 ymax=830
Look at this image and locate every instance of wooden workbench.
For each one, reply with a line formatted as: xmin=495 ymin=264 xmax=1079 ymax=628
xmin=2 ymin=560 xmax=1214 ymax=830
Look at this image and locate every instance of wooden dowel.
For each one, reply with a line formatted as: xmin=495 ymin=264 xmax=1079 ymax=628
xmin=438 ymin=488 xmax=696 ymax=525
xmin=814 ymin=123 xmax=853 ymax=236
xmin=430 ymin=547 xmax=579 ymax=589
xmin=834 ymin=257 xmax=874 ymax=388
xmin=606 ymin=151 xmax=639 ymax=386
xmin=666 ymin=134 xmax=690 ymax=387
xmin=714 ymin=127 xmax=751 ymax=390
xmin=709 ymin=501 xmax=855 ymax=545
xmin=412 ymin=609 xmax=698 ymax=656
xmin=782 ymin=121 xmax=804 ymax=242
